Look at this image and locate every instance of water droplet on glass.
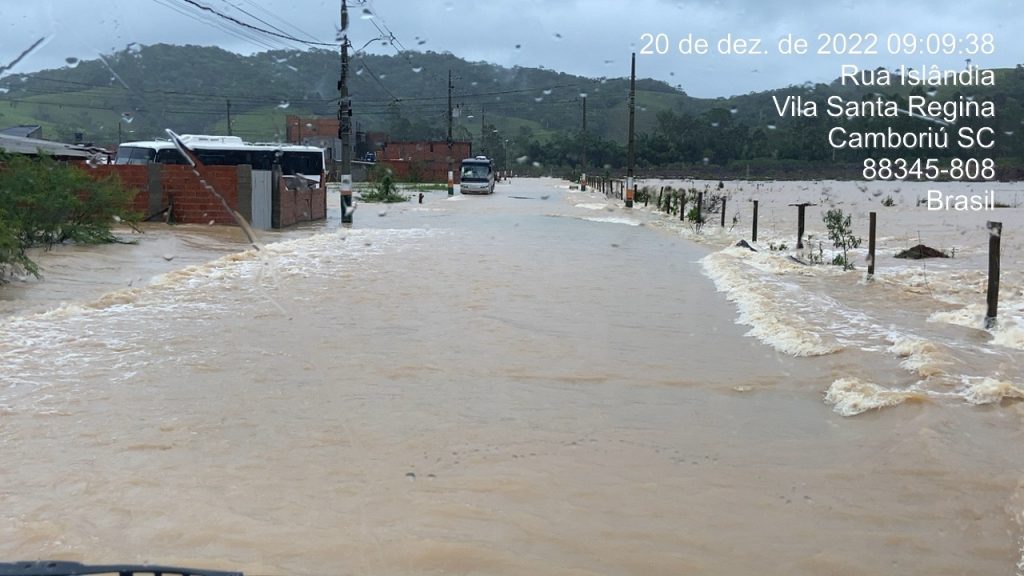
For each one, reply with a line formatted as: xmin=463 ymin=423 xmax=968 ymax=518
xmin=702 ymin=157 xmax=710 ymax=165
xmin=1005 ymin=130 xmax=1015 ymax=136
xmin=534 ymin=96 xmax=544 ymax=102
xmin=412 ymin=66 xmax=422 ymax=73
xmin=516 ymin=155 xmax=529 ymax=164
xmin=553 ymin=33 xmax=562 ymax=40
xmin=515 ymin=44 xmax=521 ymax=51
xmin=470 ymin=81 xmax=478 ymax=86
xmin=356 ymin=67 xmax=364 ymax=76
xmin=926 ymin=89 xmax=938 ymax=97
xmin=208 ymin=220 xmax=216 ymax=226
xmin=532 ymin=161 xmax=542 ymax=167
xmin=418 ymin=39 xmax=426 ymax=45
xmin=278 ymin=101 xmax=290 ymax=109
xmin=444 ymin=1 xmax=454 ymax=11
xmin=542 ymin=89 xmax=552 ymax=95
xmin=379 ymin=73 xmax=387 ymax=79
xmin=965 ymin=95 xmax=975 ymax=101
xmin=361 ymin=8 xmax=373 ymax=19
xmin=120 ymin=112 xmax=134 ymax=123
xmin=600 ymin=78 xmax=608 ymax=84
xmin=65 ymin=57 xmax=79 ymax=66
xmin=639 ymin=106 xmax=647 ymax=112
xmin=767 ymin=123 xmax=777 ymax=130
xmin=730 ymin=107 xmax=738 ymax=114
xmin=579 ymin=92 xmax=588 ymax=98
xmin=710 ymin=122 xmax=719 ymax=127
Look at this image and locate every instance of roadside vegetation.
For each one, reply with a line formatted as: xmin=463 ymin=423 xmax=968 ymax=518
xmin=358 ymin=165 xmax=410 ymax=203
xmin=0 ymin=153 xmax=139 ymax=283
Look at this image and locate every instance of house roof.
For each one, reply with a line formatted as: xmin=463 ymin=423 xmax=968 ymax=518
xmin=0 ymin=125 xmax=42 ymax=138
xmin=0 ymin=133 xmax=102 ymax=159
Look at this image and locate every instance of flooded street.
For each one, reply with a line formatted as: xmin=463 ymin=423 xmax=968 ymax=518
xmin=2 ymin=178 xmax=1024 ymax=575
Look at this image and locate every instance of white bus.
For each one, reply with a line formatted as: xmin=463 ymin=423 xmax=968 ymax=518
xmin=115 ymin=134 xmax=326 ymax=185
xmin=459 ymin=156 xmax=495 ymax=194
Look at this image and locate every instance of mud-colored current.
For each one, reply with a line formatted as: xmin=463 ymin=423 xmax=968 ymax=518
xmin=2 ymin=178 xmax=1023 ymax=575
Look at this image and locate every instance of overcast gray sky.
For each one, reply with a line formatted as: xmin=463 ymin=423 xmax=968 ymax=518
xmin=2 ymin=0 xmax=1022 ymax=98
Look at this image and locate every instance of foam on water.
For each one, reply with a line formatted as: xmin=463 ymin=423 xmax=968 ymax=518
xmin=0 ymin=228 xmax=435 ymax=412
xmin=575 ymin=203 xmax=611 ymax=211
xmin=701 ymin=248 xmax=839 ymax=356
xmin=887 ymin=335 xmax=949 ymax=378
xmin=580 ymin=216 xmax=642 ymax=227
xmin=824 ymin=377 xmax=926 ymax=416
xmin=930 ymin=305 xmax=1024 ymax=352
xmin=962 ymin=377 xmax=1024 ymax=405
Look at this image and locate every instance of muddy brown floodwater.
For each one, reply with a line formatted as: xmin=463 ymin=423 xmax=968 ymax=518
xmin=2 ymin=178 xmax=1023 ymax=575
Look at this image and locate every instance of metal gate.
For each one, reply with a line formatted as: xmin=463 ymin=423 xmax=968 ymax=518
xmin=251 ymin=169 xmax=272 ymax=229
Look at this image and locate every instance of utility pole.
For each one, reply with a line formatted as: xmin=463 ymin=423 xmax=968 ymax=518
xmin=581 ymin=95 xmax=587 ymax=191
xmin=226 ymin=99 xmax=232 ymax=136
xmin=480 ymin=104 xmax=485 ymax=157
xmin=626 ymin=52 xmax=636 ymax=208
xmin=338 ymin=0 xmax=353 ymax=222
xmin=447 ymin=69 xmax=454 ymax=196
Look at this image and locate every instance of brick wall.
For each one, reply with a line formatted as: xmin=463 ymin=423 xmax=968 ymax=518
xmin=90 ymin=164 xmax=149 ymax=215
xmin=89 ymin=164 xmax=325 ymax=229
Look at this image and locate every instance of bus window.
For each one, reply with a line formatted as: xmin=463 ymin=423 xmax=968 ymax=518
xmin=114 ymin=146 xmax=155 ymax=165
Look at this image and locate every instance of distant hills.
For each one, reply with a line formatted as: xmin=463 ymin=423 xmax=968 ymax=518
xmin=1 ymin=44 xmax=1021 ymax=177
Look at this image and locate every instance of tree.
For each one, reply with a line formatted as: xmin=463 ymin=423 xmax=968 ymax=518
xmin=823 ymin=208 xmax=861 ymax=270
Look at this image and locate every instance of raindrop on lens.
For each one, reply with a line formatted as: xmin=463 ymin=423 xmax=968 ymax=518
xmin=711 ymin=121 xmax=719 ymax=127
xmin=121 ymin=112 xmax=134 ymax=123
xmin=532 ymin=161 xmax=542 ymax=167
xmin=535 ymin=96 xmax=544 ymax=102
xmin=278 ymin=101 xmax=290 ymax=109
xmin=444 ymin=1 xmax=454 ymax=11
xmin=65 ymin=57 xmax=79 ymax=66
xmin=412 ymin=66 xmax=422 ymax=73
xmin=516 ymin=155 xmax=529 ymax=164
xmin=361 ymin=8 xmax=373 ymax=19
xmin=543 ymin=89 xmax=552 ymax=95
xmin=730 ymin=107 xmax=738 ymax=114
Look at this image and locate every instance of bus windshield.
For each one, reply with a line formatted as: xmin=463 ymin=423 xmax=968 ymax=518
xmin=461 ymin=163 xmax=491 ymax=181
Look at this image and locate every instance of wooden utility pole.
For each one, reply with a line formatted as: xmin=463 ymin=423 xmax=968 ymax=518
xmin=626 ymin=53 xmax=636 ymax=208
xmin=580 ymin=95 xmax=587 ymax=191
xmin=447 ymin=69 xmax=454 ymax=196
xmin=338 ymin=0 xmax=353 ymax=222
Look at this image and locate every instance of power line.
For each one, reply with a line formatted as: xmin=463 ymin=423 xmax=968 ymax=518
xmin=170 ymin=0 xmax=336 ymax=47
xmin=152 ymin=0 xmax=286 ymax=52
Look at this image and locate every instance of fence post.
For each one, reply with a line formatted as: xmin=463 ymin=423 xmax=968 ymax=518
xmin=790 ymin=202 xmax=815 ymax=249
xmin=867 ymin=211 xmax=876 ymax=278
xmin=752 ymin=200 xmax=759 ymax=242
xmin=680 ymin=193 xmax=686 ymax=222
xmin=985 ymin=221 xmax=1002 ymax=329
xmin=720 ymin=197 xmax=727 ymax=227
xmin=696 ymin=192 xmax=703 ymax=224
